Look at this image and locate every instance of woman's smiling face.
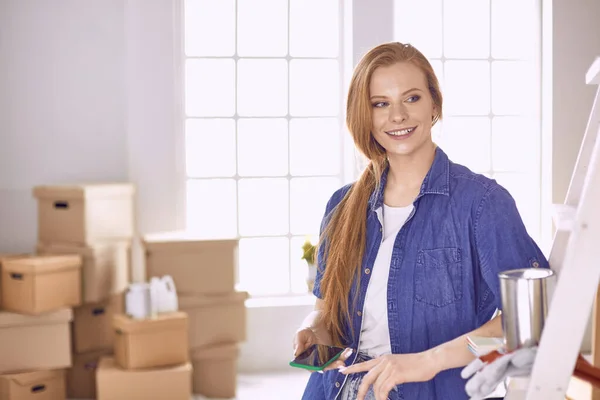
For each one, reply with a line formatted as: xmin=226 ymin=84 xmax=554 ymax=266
xmin=369 ymin=61 xmax=438 ymax=160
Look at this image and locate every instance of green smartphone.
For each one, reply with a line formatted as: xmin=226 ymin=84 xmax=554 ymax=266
xmin=289 ymin=344 xmax=346 ymax=372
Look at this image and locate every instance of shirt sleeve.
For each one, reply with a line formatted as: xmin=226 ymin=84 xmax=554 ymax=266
xmin=474 ymin=185 xmax=549 ymax=320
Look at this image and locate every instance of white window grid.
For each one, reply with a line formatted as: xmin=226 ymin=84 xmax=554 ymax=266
xmin=183 ymin=0 xmax=346 ymax=296
xmin=394 ymin=0 xmax=543 ymax=243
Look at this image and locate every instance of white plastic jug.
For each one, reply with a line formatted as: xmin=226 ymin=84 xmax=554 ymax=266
xmin=125 ymin=283 xmax=152 ymax=319
xmin=150 ymin=275 xmax=179 ymax=314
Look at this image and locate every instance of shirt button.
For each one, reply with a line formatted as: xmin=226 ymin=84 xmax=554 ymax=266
xmin=364 ymin=268 xmax=371 ymax=275
xmin=532 ymin=261 xmax=540 ymax=268
xmin=357 ymin=310 xmax=362 ymax=317
xmin=335 ymin=382 xmax=341 ymax=388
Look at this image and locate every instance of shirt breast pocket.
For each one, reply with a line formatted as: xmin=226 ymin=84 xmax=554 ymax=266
xmin=415 ymin=247 xmax=463 ymax=307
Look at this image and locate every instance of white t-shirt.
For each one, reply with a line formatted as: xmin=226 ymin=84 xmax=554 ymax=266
xmin=358 ymin=203 xmax=414 ymax=357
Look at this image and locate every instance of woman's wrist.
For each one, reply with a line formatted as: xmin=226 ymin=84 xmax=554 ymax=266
xmin=423 ymin=346 xmax=446 ymax=377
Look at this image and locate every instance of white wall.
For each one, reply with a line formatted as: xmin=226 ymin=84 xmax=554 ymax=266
xmin=548 ymin=0 xmax=600 ymax=204
xmin=1 ymin=0 xmax=599 ymax=373
xmin=0 ymin=0 xmax=128 ymax=252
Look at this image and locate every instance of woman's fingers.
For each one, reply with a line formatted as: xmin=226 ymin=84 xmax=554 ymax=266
xmin=323 ymin=348 xmax=354 ymax=371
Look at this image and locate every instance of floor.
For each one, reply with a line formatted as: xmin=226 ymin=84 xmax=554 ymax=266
xmin=69 ymin=371 xmax=309 ymax=400
xmin=193 ymin=371 xmax=310 ymax=400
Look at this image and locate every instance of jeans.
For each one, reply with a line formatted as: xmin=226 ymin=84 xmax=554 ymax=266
xmin=340 ymin=352 xmax=400 ymax=400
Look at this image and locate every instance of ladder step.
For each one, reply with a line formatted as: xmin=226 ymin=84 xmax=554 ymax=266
xmin=587 ymin=56 xmax=600 ymax=85
xmin=552 ymin=204 xmax=577 ymax=231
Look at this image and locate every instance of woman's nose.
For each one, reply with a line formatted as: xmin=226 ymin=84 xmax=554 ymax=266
xmin=389 ymin=105 xmax=408 ymax=123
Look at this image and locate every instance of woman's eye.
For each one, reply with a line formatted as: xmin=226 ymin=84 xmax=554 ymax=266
xmin=372 ymin=102 xmax=388 ymax=108
xmin=406 ymin=95 xmax=421 ymax=103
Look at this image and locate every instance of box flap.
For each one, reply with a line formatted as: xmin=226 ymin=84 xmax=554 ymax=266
xmin=113 ymin=312 xmax=188 ymax=334
xmin=142 ymin=232 xmax=238 ymax=253
xmin=191 ymin=343 xmax=240 ymax=360
xmin=98 ymin=356 xmax=192 ymax=374
xmin=33 ymin=183 xmax=135 ymax=200
xmin=2 ymin=254 xmax=82 ymax=274
xmin=178 ymin=291 xmax=248 ymax=309
xmin=2 ymin=369 xmax=64 ymax=386
xmin=0 ymin=308 xmax=73 ymax=328
xmin=36 ymin=241 xmax=131 ymax=258
xmin=0 ymin=254 xmax=28 ymax=263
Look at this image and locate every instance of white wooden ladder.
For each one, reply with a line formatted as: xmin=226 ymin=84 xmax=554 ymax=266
xmin=505 ymin=56 xmax=600 ymax=399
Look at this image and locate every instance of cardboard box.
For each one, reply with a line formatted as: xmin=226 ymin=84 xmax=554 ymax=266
xmin=67 ymin=349 xmax=112 ymax=400
xmin=1 ymin=255 xmax=81 ymax=315
xmin=33 ymin=183 xmax=135 ymax=246
xmin=73 ymin=294 xmax=124 ymax=354
xmin=180 ymin=291 xmax=247 ymax=348
xmin=37 ymin=241 xmax=130 ymax=303
xmin=96 ymin=357 xmax=192 ymax=400
xmin=0 ymin=369 xmax=66 ymax=400
xmin=0 ymin=254 xmax=28 ymax=308
xmin=0 ymin=308 xmax=72 ymax=374
xmin=191 ymin=343 xmax=239 ymax=398
xmin=143 ymin=232 xmax=237 ymax=295
xmin=113 ymin=312 xmax=189 ymax=370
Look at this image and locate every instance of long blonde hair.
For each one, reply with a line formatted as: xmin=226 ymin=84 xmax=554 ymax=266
xmin=318 ymin=42 xmax=443 ymax=346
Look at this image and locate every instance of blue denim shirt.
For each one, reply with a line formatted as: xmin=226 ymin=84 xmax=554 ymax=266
xmin=302 ymin=147 xmax=549 ymax=400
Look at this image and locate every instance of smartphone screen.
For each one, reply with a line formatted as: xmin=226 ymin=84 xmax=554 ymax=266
xmin=289 ymin=344 xmax=346 ymax=371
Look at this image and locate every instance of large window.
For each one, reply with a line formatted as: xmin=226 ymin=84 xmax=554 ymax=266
xmin=182 ymin=0 xmax=543 ymax=297
xmin=183 ymin=0 xmax=344 ymax=296
xmin=394 ymin=0 xmax=542 ymax=243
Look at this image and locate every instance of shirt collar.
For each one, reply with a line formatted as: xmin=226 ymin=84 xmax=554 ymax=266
xmin=368 ymin=146 xmax=450 ymax=211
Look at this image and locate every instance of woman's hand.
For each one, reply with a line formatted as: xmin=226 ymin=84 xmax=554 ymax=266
xmin=340 ymin=351 xmax=439 ymax=400
xmin=292 ymin=328 xmax=353 ymax=371
xmin=293 ymin=327 xmax=318 ymax=357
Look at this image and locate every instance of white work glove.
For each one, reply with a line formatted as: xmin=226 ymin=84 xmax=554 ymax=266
xmin=461 ymin=347 xmax=537 ymax=400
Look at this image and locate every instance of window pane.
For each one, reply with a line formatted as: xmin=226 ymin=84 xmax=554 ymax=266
xmin=394 ymin=0 xmax=443 ymax=58
xmin=444 ymin=0 xmax=490 ymax=59
xmin=291 ymin=235 xmax=319 ymax=293
xmin=238 ymin=59 xmax=287 ymax=117
xmin=290 ymin=177 xmax=341 ymax=235
xmin=238 ymin=178 xmax=289 ymax=236
xmin=444 ymin=61 xmax=490 ymax=116
xmin=290 ymin=118 xmax=340 ymax=176
xmin=493 ymin=172 xmax=540 ymax=242
xmin=492 ymin=117 xmax=539 ymax=172
xmin=239 ymin=237 xmax=290 ymax=295
xmin=238 ymin=0 xmax=287 ymax=57
xmin=492 ymin=61 xmax=537 ymax=116
xmin=186 ymin=119 xmax=236 ymax=177
xmin=492 ymin=0 xmax=538 ymax=59
xmin=439 ymin=117 xmax=491 ymax=173
xmin=238 ymin=118 xmax=288 ymax=177
xmin=186 ymin=59 xmax=235 ymax=117
xmin=185 ymin=0 xmax=235 ymax=56
xmin=187 ymin=179 xmax=237 ymax=238
xmin=290 ymin=59 xmax=339 ymax=117
xmin=290 ymin=0 xmax=339 ymax=57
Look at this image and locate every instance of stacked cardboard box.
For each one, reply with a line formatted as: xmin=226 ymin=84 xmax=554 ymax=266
xmin=142 ymin=232 xmax=247 ymax=399
xmin=0 ymin=183 xmax=136 ymax=400
xmin=0 ymin=255 xmax=80 ymax=399
xmin=96 ymin=312 xmax=192 ymax=400
xmin=33 ymin=184 xmax=135 ymax=400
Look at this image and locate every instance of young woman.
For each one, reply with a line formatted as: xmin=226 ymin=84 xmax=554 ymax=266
xmin=292 ymin=42 xmax=549 ymax=400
